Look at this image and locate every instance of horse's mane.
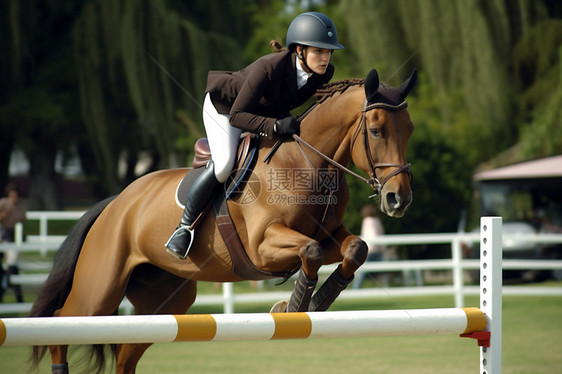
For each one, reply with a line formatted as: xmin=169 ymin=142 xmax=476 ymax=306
xmin=315 ymin=78 xmax=365 ymax=104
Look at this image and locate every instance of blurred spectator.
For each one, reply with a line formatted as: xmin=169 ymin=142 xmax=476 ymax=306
xmin=536 ymin=208 xmax=562 ymax=265
xmin=536 ymin=208 xmax=562 ymax=235
xmin=0 ymin=183 xmax=26 ymax=303
xmin=353 ymin=204 xmax=387 ymax=289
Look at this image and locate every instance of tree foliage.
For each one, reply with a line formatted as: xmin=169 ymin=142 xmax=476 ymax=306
xmin=1 ymin=0 xmax=253 ymax=202
xmin=335 ymin=0 xmax=561 ymax=235
xmin=71 ymin=0 xmax=251 ymax=195
xmin=514 ymin=19 xmax=562 ymax=158
xmin=0 ymin=1 xmax=83 ymax=208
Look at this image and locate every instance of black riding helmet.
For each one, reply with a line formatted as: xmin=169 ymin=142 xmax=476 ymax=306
xmin=286 ymin=12 xmax=344 ymax=50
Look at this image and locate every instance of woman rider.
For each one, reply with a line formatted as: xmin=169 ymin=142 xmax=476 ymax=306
xmin=166 ymin=12 xmax=344 ymax=259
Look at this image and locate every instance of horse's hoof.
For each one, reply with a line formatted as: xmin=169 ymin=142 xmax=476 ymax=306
xmin=270 ymin=300 xmax=288 ymax=313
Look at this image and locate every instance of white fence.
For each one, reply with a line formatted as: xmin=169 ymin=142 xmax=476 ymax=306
xmin=1 ymin=211 xmax=562 ymax=315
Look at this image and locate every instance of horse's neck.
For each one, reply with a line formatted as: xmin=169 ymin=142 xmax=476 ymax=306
xmin=298 ymin=92 xmax=362 ymax=167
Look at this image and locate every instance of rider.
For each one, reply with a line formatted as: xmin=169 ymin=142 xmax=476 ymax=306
xmin=166 ymin=12 xmax=344 ymax=259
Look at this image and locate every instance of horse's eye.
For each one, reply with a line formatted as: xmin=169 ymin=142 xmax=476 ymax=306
xmin=370 ymin=128 xmax=381 ymax=138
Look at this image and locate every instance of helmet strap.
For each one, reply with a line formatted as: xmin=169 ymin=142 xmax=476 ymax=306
xmin=297 ymin=45 xmax=313 ymax=73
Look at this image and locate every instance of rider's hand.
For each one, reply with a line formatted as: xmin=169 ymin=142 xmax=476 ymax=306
xmin=274 ymin=116 xmax=299 ymax=137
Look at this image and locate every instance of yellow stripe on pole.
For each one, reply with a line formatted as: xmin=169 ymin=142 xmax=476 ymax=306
xmin=174 ymin=314 xmax=217 ymax=341
xmin=0 ymin=319 xmax=5 ymax=345
xmin=271 ymin=313 xmax=312 ymax=339
xmin=461 ymin=307 xmax=487 ymax=334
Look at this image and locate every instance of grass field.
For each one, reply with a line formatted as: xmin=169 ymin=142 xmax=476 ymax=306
xmin=1 ymin=292 xmax=561 ymax=373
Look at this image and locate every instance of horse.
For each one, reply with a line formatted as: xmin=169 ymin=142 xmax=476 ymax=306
xmin=29 ymin=68 xmax=417 ymax=374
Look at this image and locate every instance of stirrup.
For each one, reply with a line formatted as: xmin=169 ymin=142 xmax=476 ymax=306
xmin=165 ymin=226 xmax=195 ymax=260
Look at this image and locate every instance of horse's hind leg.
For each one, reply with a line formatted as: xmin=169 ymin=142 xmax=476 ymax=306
xmin=47 ymin=306 xmax=71 ymax=373
xmin=46 ymin=242 xmax=138 ymax=373
xmin=49 ymin=345 xmax=69 ymax=374
xmin=115 ymin=264 xmax=197 ymax=374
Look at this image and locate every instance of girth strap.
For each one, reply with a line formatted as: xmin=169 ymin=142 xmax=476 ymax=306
xmin=213 ymin=194 xmax=299 ymax=281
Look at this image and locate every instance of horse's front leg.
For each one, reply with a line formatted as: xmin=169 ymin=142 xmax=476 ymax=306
xmin=258 ymin=223 xmax=323 ymax=313
xmin=309 ymin=224 xmax=368 ymax=311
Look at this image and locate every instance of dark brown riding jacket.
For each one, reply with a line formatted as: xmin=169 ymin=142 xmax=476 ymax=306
xmin=205 ymin=50 xmax=334 ymax=138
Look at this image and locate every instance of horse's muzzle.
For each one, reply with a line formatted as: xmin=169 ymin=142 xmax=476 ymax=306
xmin=381 ymin=189 xmax=413 ymax=218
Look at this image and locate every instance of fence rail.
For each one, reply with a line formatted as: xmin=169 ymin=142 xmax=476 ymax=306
xmin=1 ymin=211 xmax=562 ymax=315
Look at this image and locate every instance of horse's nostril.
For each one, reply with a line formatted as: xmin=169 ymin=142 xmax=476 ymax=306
xmin=386 ymin=192 xmax=399 ymax=208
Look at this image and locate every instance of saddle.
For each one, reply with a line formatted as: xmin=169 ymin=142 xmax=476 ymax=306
xmin=175 ymin=133 xmax=255 ymax=207
xmin=175 ymin=134 xmax=293 ymax=280
xmin=192 ymin=133 xmax=252 ymax=170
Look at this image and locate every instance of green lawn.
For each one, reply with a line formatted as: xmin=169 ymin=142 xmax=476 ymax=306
xmin=1 ymin=294 xmax=561 ymax=373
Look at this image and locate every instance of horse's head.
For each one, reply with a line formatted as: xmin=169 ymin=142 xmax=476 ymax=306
xmin=351 ymin=69 xmax=417 ymax=217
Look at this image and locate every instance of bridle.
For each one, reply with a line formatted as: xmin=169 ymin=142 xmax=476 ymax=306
xmin=353 ymin=100 xmax=412 ymax=196
xmin=291 ymin=99 xmax=412 ymax=198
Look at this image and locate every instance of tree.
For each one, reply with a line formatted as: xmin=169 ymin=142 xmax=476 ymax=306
xmin=335 ymin=0 xmax=562 ymax=236
xmin=71 ymin=0 xmax=253 ymax=196
xmin=514 ymin=19 xmax=562 ymax=158
xmin=0 ymin=1 xmax=85 ymax=209
xmin=0 ymin=0 xmax=255 ymax=203
xmin=337 ymin=0 xmax=559 ymax=165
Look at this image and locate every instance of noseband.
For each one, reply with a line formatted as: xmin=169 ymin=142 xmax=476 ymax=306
xmin=352 ymin=100 xmax=412 ymax=197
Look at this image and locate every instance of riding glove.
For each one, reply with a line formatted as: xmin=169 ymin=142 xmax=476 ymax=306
xmin=274 ymin=116 xmax=299 ymax=136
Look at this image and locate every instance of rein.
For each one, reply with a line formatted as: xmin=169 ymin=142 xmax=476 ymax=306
xmin=291 ymin=134 xmax=374 ymax=187
xmin=291 ymin=99 xmax=412 ymax=198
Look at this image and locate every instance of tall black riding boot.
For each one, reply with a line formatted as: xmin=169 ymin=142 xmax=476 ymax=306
xmin=166 ymin=161 xmax=220 ymax=259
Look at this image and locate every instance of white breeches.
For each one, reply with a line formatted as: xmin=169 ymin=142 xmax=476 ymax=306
xmin=202 ymin=93 xmax=242 ymax=183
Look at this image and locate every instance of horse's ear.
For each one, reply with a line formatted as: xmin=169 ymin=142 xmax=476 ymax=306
xmin=365 ymin=69 xmax=379 ymax=103
xmin=398 ymin=68 xmax=418 ymax=100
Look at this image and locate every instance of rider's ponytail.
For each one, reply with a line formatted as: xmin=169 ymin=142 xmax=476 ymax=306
xmin=269 ymin=39 xmax=286 ymax=53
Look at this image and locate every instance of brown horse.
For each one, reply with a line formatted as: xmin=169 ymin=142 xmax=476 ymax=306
xmin=30 ymin=68 xmax=416 ymax=374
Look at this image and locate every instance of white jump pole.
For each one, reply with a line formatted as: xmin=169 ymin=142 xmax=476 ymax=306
xmin=0 ymin=307 xmax=485 ymax=346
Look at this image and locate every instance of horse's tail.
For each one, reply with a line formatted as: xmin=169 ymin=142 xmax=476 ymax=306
xmin=29 ymin=196 xmax=117 ymax=372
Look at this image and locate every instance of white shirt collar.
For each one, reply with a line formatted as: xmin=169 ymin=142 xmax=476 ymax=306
xmin=296 ymin=56 xmax=313 ymax=89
